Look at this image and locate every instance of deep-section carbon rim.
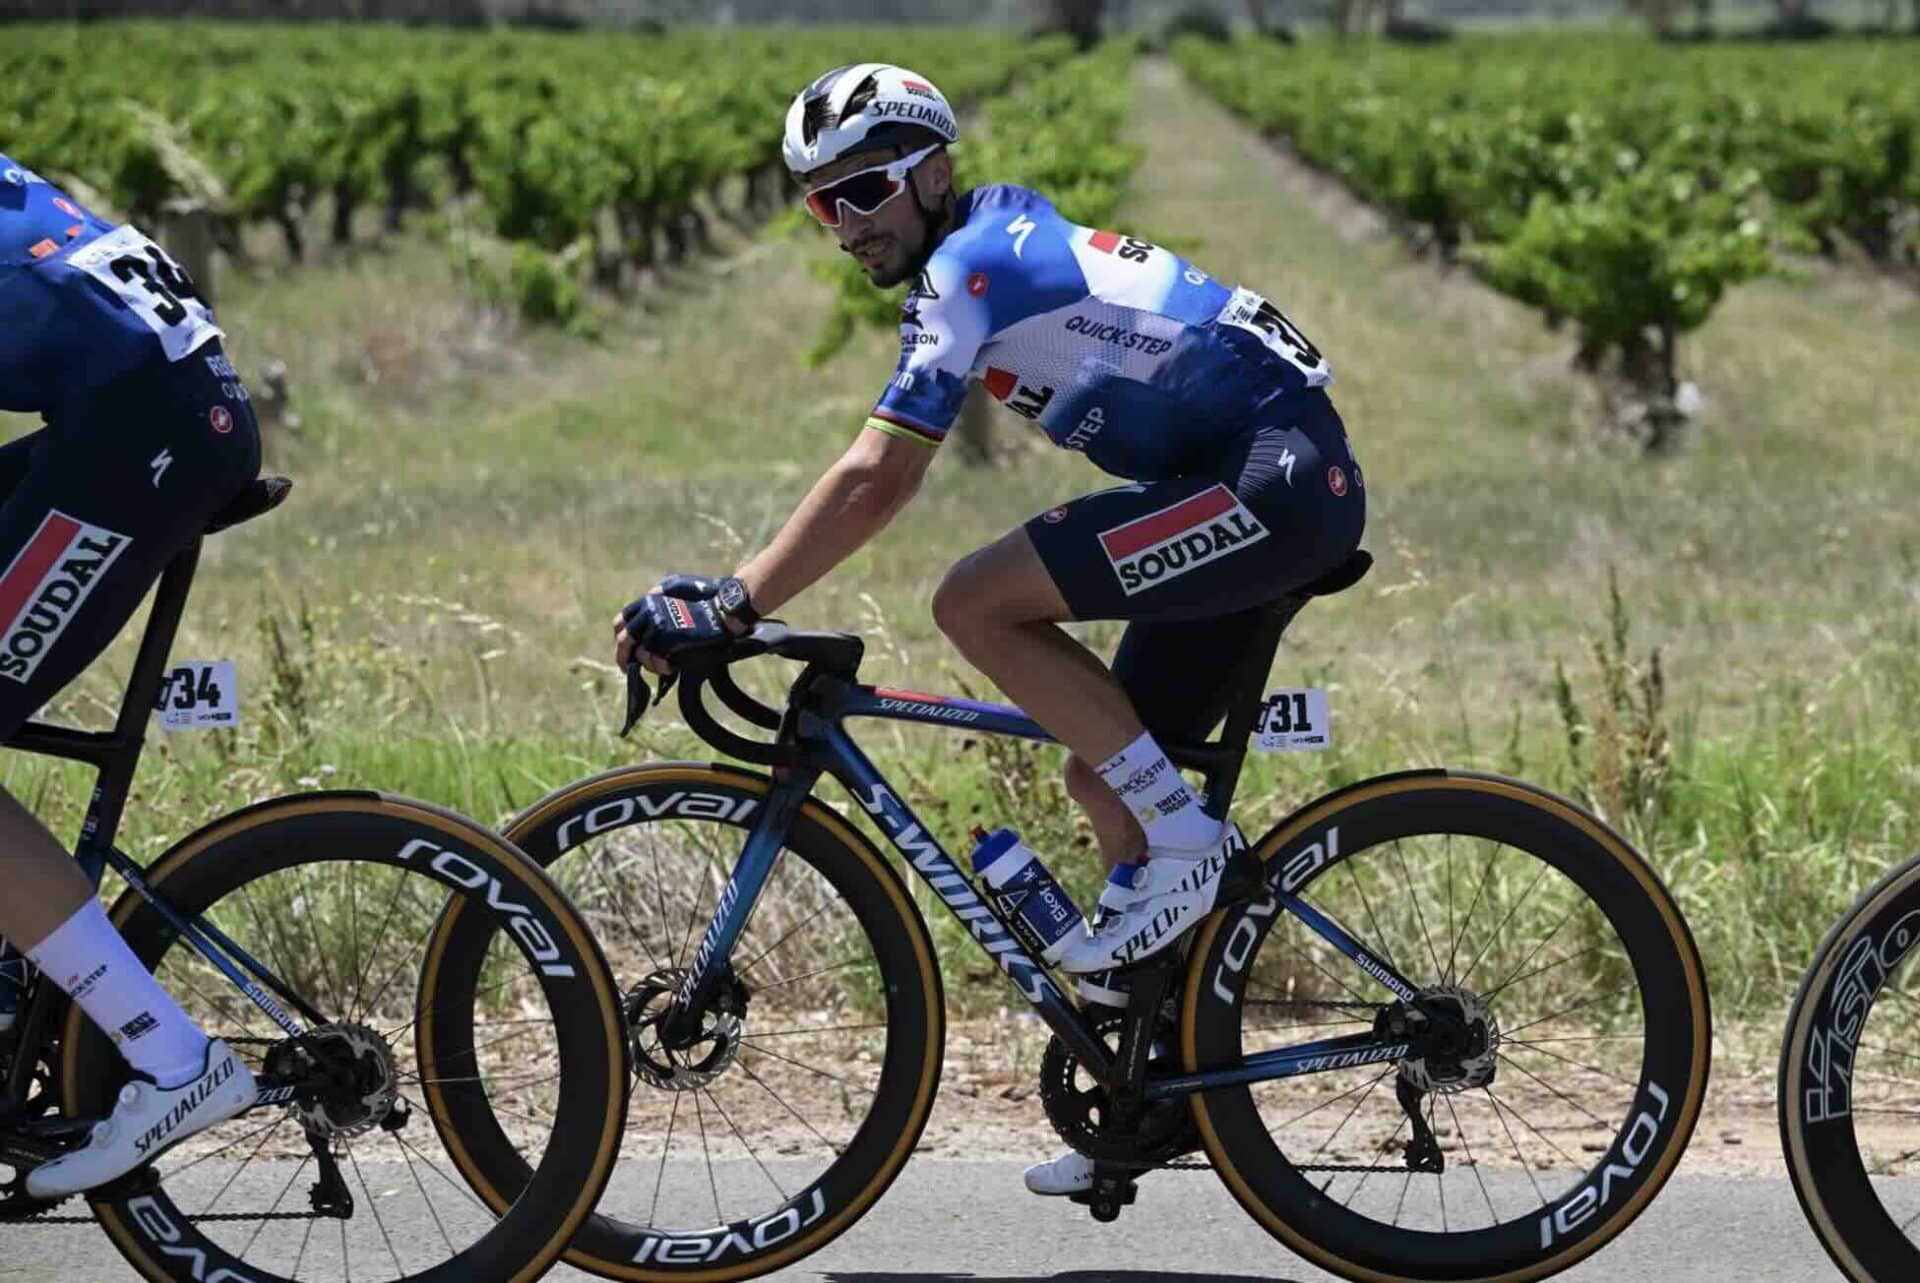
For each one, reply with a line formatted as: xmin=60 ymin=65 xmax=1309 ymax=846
xmin=418 ymin=762 xmax=945 ymax=1282
xmin=1780 ymin=850 xmax=1920 ymax=1283
xmin=1183 ymin=771 xmax=1710 ymax=1283
xmin=58 ymin=792 xmax=628 ymax=1283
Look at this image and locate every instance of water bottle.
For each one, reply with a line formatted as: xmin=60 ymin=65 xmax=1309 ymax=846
xmin=969 ymin=826 xmax=1087 ymax=965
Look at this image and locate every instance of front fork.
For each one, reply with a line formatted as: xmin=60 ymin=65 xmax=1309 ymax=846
xmin=658 ymin=765 xmax=820 ymax=1050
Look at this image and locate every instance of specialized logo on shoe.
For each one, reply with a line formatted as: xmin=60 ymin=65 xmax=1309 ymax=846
xmin=0 ymin=512 xmax=129 ymax=683
xmin=1111 ymin=852 xmax=1228 ymax=965
xmin=1098 ymin=484 xmax=1267 ymax=596
xmin=133 ymin=1055 xmax=237 ymax=1156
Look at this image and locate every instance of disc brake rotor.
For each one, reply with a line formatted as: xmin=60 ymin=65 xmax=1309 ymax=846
xmin=266 ymin=1023 xmax=400 ymax=1139
xmin=627 ymin=968 xmax=749 ymax=1092
xmin=1399 ymin=983 xmax=1500 ymax=1094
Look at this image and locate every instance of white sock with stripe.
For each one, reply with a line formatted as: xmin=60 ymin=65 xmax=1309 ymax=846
xmin=1096 ymin=731 xmax=1222 ymax=851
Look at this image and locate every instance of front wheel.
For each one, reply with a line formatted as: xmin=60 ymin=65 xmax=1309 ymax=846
xmin=1779 ymin=849 xmax=1920 ymax=1283
xmin=416 ymin=762 xmax=945 ymax=1281
xmin=1182 ymin=770 xmax=1710 ymax=1282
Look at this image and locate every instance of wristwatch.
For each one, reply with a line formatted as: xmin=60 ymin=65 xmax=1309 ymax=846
xmin=715 ymin=576 xmax=759 ymax=627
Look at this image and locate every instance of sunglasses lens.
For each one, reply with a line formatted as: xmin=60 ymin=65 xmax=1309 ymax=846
xmin=805 ymin=171 xmax=903 ymax=225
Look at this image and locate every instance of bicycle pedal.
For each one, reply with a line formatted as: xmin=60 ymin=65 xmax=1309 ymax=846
xmin=1070 ymin=1169 xmax=1140 ymax=1224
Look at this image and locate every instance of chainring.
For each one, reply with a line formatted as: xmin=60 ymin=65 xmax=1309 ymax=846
xmin=1039 ymin=1010 xmax=1198 ymax=1165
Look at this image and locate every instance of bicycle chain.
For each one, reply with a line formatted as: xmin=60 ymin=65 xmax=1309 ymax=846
xmin=1156 ymin=999 xmax=1402 ymax=1176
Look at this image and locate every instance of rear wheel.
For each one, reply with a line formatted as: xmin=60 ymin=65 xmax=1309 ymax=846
xmin=1779 ymin=849 xmax=1920 ymax=1283
xmin=417 ymin=762 xmax=945 ymax=1281
xmin=1183 ymin=770 xmax=1710 ymax=1282
xmin=58 ymin=792 xmax=628 ymax=1283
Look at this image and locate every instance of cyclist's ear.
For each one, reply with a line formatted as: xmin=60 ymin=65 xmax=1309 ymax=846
xmin=913 ymin=148 xmax=953 ymax=203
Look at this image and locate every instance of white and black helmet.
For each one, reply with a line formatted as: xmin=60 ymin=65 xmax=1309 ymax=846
xmin=782 ymin=63 xmax=958 ymax=179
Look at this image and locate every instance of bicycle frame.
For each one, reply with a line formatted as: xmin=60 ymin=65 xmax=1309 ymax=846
xmin=671 ymin=673 xmax=1422 ymax=1097
xmin=1 ymin=543 xmax=316 ymax=1115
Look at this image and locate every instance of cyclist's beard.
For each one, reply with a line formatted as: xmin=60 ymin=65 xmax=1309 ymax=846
xmin=847 ymin=197 xmax=952 ymax=289
xmin=846 ymin=226 xmax=920 ymax=288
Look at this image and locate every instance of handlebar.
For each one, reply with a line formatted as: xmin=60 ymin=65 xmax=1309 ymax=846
xmin=619 ymin=620 xmax=864 ymax=767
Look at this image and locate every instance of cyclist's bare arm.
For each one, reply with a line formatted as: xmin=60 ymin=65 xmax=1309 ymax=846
xmin=616 ymin=426 xmax=932 ymax=670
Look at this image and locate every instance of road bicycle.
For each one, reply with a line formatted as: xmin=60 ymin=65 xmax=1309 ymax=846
xmin=418 ymin=547 xmax=1712 ymax=1283
xmin=0 ymin=477 xmax=630 ymax=1283
xmin=1780 ymin=848 xmax=1920 ymax=1282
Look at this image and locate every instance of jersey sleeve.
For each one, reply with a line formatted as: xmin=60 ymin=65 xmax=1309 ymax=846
xmin=865 ymin=257 xmax=992 ymax=448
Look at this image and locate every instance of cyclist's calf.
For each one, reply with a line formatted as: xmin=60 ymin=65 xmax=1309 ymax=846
xmin=1064 ymin=755 xmax=1143 ymax=871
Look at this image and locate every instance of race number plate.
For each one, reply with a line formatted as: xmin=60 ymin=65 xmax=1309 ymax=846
xmin=1255 ymin=687 xmax=1330 ymax=753
xmin=155 ymin=660 xmax=239 ymax=730
xmin=65 ymin=225 xmax=223 ymax=361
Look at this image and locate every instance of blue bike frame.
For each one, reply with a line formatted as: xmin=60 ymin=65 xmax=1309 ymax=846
xmin=672 ymin=676 xmax=1422 ymax=1095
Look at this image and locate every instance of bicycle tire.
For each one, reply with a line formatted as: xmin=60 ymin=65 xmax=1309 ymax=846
xmin=415 ymin=762 xmax=945 ymax=1282
xmin=1779 ymin=849 xmax=1920 ymax=1283
xmin=58 ymin=791 xmax=629 ymax=1283
xmin=1181 ymin=769 xmax=1711 ymax=1283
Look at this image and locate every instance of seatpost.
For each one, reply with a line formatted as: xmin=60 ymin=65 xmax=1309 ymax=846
xmin=74 ymin=541 xmax=204 ymax=873
xmin=1198 ymin=600 xmax=1303 ymax=818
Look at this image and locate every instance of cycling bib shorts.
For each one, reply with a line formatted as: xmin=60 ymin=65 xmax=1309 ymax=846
xmin=1023 ymin=389 xmax=1364 ymax=740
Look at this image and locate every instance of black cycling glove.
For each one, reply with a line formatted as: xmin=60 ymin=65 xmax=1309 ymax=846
xmin=657 ymin=572 xmax=720 ymax=601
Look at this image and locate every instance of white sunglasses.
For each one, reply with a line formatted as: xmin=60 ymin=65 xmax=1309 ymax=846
xmin=803 ymin=144 xmax=941 ymax=227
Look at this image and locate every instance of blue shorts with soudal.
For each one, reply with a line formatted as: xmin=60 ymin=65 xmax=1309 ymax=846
xmin=0 ymin=154 xmax=258 ymax=735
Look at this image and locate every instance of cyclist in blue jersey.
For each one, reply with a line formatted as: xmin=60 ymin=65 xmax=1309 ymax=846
xmin=614 ymin=65 xmax=1365 ymax=1196
xmin=0 ymin=156 xmax=259 ymax=1198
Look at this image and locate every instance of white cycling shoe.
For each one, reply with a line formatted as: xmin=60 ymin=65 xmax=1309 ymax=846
xmin=1056 ymin=823 xmax=1249 ymax=976
xmin=1024 ymin=1149 xmax=1096 ymax=1196
xmin=1075 ymin=864 xmax=1149 ymax=1006
xmin=28 ymin=1039 xmax=256 ymax=1200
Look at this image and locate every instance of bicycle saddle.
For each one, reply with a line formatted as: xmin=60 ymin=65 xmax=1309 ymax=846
xmin=205 ymin=475 xmax=293 ymax=534
xmin=1295 ymin=548 xmax=1372 ymax=599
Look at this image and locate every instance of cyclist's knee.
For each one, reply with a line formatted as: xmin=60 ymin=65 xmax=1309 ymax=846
xmin=931 ymin=554 xmax=990 ymax=642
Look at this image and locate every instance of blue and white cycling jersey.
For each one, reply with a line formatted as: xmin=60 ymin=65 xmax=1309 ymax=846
xmin=867 ymin=184 xmax=1333 ymax=481
xmin=1 ymin=154 xmax=222 ymax=415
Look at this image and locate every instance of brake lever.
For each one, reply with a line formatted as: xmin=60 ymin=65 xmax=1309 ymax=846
xmin=619 ymin=662 xmax=678 ymax=738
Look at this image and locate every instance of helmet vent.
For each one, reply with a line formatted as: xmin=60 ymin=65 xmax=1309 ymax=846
xmin=801 ymin=94 xmax=832 ymax=147
xmin=842 ymin=73 xmax=880 ymax=119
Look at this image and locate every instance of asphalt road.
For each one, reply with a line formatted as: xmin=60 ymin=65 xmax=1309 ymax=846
xmin=0 ymin=1161 xmax=1860 ymax=1282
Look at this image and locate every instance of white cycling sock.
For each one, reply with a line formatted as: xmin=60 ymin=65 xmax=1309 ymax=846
xmin=1096 ymin=731 xmax=1221 ymax=851
xmin=25 ymin=898 xmax=209 ymax=1088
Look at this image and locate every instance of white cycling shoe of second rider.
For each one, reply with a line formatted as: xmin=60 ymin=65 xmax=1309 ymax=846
xmin=1055 ymin=822 xmax=1249 ymax=977
xmin=1025 ymin=1150 xmax=1097 ymax=1196
xmin=27 ymin=1038 xmax=256 ymax=1200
